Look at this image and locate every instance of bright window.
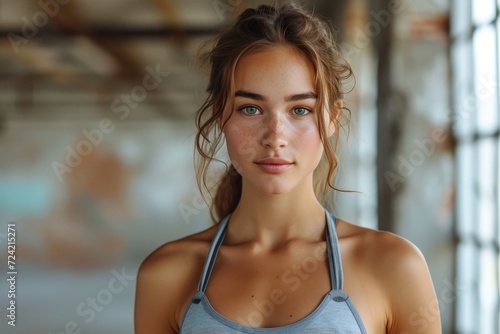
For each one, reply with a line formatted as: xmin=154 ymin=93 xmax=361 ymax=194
xmin=452 ymin=1 xmax=500 ymax=333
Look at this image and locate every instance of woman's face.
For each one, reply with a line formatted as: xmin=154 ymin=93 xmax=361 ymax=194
xmin=222 ymin=45 xmax=331 ymax=196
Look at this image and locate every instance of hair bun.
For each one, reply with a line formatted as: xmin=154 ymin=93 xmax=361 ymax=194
xmin=256 ymin=4 xmax=277 ymax=14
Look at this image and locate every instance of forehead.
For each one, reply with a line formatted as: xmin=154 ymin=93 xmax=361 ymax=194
xmin=233 ymin=45 xmax=316 ymax=96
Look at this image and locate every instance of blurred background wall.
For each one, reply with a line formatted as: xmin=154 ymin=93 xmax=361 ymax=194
xmin=0 ymin=0 xmax=498 ymax=333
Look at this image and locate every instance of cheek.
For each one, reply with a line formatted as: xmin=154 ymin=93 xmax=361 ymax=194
xmin=225 ymin=127 xmax=259 ymax=167
xmin=296 ymin=126 xmax=324 ymax=154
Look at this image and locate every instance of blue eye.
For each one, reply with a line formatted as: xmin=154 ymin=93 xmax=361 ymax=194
xmin=293 ymin=107 xmax=311 ymax=116
xmin=239 ymin=106 xmax=260 ymax=115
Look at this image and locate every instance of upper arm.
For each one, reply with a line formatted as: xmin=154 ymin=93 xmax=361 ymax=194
xmin=134 ymin=253 xmax=176 ymax=334
xmin=134 ymin=228 xmax=213 ymax=334
xmin=134 ymin=242 xmax=197 ymax=334
xmin=381 ymin=236 xmax=442 ymax=334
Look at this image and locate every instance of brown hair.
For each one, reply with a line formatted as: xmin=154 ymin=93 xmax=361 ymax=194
xmin=194 ymin=1 xmax=354 ymax=223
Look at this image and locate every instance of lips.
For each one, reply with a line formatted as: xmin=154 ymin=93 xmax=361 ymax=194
xmin=255 ymin=157 xmax=293 ymax=173
xmin=255 ymin=157 xmax=293 ymax=165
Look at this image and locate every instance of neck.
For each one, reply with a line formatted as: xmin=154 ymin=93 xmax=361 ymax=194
xmin=225 ymin=180 xmax=327 ymax=251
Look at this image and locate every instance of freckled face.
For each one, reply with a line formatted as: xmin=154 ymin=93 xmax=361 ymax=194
xmin=222 ymin=45 xmax=326 ymax=196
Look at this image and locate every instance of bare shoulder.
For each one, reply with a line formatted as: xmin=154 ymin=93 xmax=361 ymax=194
xmin=134 ymin=224 xmax=219 ymax=333
xmin=140 ymin=225 xmax=217 ymax=272
xmin=338 ymin=219 xmax=441 ymax=333
xmin=337 ymin=219 xmax=428 ymax=277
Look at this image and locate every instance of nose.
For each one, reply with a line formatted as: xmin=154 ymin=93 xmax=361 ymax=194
xmin=260 ymin=113 xmax=288 ymax=149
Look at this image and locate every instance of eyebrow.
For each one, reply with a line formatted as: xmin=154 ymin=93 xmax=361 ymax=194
xmin=234 ymin=90 xmax=317 ymax=102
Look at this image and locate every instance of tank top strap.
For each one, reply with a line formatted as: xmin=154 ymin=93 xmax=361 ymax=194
xmin=196 ymin=209 xmax=344 ymax=293
xmin=197 ymin=214 xmax=231 ymax=292
xmin=324 ymin=209 xmax=344 ymax=290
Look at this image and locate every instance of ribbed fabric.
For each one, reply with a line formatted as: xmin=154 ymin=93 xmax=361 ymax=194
xmin=180 ymin=209 xmax=367 ymax=334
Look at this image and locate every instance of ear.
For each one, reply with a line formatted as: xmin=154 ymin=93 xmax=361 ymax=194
xmin=327 ymin=99 xmax=342 ymax=138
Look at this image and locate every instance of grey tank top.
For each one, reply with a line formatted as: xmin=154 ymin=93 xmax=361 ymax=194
xmin=180 ymin=209 xmax=367 ymax=333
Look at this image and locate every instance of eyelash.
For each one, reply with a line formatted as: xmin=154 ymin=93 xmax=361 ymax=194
xmin=237 ymin=106 xmax=312 ymax=117
xmin=238 ymin=106 xmax=260 ymax=115
xmin=293 ymin=107 xmax=312 ymax=116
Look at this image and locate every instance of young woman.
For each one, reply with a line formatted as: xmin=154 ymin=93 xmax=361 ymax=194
xmin=134 ymin=2 xmax=442 ymax=333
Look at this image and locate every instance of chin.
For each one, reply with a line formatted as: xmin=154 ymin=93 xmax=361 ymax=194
xmin=253 ymin=181 xmax=294 ymax=196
